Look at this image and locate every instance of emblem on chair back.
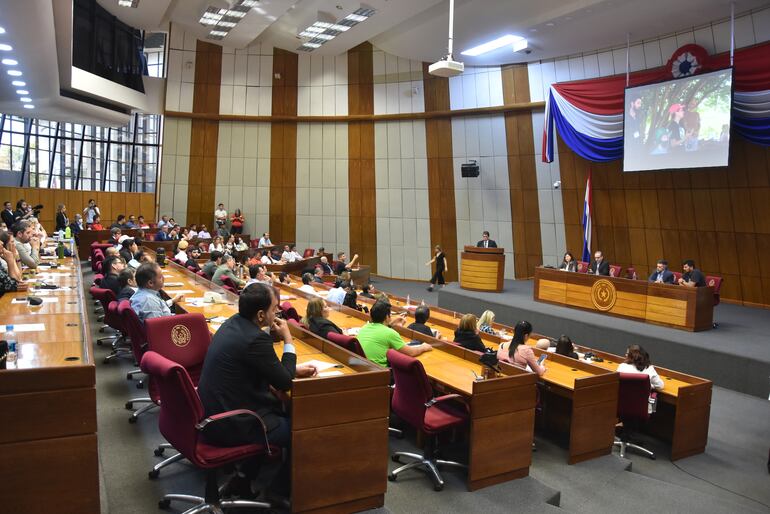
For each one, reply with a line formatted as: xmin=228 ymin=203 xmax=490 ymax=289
xmin=171 ymin=324 xmax=192 ymax=348
xmin=591 ymin=279 xmax=617 ymax=312
xmin=708 ymin=279 xmax=715 ymax=287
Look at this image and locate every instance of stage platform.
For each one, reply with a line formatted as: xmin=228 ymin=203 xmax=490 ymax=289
xmin=438 ymin=279 xmax=770 ymax=399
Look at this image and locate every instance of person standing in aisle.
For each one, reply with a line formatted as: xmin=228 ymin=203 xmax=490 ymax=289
xmin=426 ymin=245 xmax=447 ymax=292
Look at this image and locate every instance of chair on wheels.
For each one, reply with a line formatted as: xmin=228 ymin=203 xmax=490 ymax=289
xmin=140 ymin=351 xmax=275 ymax=513
xmin=279 ymin=302 xmax=300 ymax=323
xmin=386 ymin=349 xmax=469 ymax=491
xmin=706 ymin=276 xmax=723 ymax=328
xmin=326 ymin=332 xmax=366 ymax=358
xmin=144 ymin=313 xmax=213 ymax=478
xmin=613 ymin=373 xmax=656 ymax=460
xmin=118 ymin=301 xmax=157 ymax=423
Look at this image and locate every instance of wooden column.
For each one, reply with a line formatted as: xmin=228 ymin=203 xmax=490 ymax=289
xmin=269 ymin=49 xmax=299 ymax=243
xmin=348 ymin=42 xmax=377 ymax=272
xmin=187 ymin=40 xmax=221 ymax=226
xmin=423 ymin=64 xmax=458 ymax=282
xmin=502 ymin=64 xmax=542 ymax=278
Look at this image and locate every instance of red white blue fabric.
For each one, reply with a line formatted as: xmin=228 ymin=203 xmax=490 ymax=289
xmin=581 ymin=170 xmax=592 ymax=263
xmin=542 ymin=42 xmax=770 ymax=163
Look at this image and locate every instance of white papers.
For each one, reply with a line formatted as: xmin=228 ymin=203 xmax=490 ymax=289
xmin=345 ymin=327 xmax=361 ymax=336
xmin=318 ymin=370 xmax=344 ymax=377
xmin=302 ymin=359 xmax=340 ymax=372
xmin=12 ymin=297 xmax=59 ymax=304
xmin=209 ymin=323 xmax=222 ymax=331
xmin=40 ymin=255 xmax=58 ymax=260
xmin=169 ymin=290 xmax=194 ymax=294
xmin=0 ymin=323 xmax=46 ymax=332
xmin=163 ymin=282 xmax=185 ymax=287
xmin=210 ymin=316 xmax=228 ymax=323
xmin=280 ymin=295 xmax=296 ymax=301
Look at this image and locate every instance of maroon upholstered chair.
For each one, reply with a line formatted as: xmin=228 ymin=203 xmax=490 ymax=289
xmin=614 ymin=373 xmax=655 ymax=460
xmin=386 ymin=349 xmax=469 ymax=491
xmin=302 ymin=248 xmax=315 ymax=258
xmin=140 ymin=351 xmax=275 ymax=512
xmin=326 ymin=332 xmax=366 ymax=358
xmin=672 ymin=271 xmax=682 ymax=283
xmin=90 ymin=287 xmax=121 ymax=347
xmin=279 ymin=301 xmax=300 ymax=322
xmin=118 ymin=300 xmax=158 ymax=410
xmin=222 ymin=284 xmax=238 ymax=295
xmin=577 ymin=261 xmax=589 ymax=273
xmin=220 ymin=275 xmax=240 ymax=292
xmin=287 ymin=318 xmax=309 ymax=330
xmin=103 ymin=300 xmax=133 ymax=364
xmin=145 ymin=313 xmax=211 ymax=386
xmin=196 ymin=270 xmax=207 ymax=278
xmin=609 ymin=264 xmax=622 ymax=278
xmin=92 ymin=273 xmax=104 ymax=287
xmin=706 ymin=275 xmax=723 ymax=328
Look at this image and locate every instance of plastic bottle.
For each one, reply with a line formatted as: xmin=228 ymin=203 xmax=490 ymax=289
xmin=64 ymin=226 xmax=72 ymax=239
xmin=5 ymin=325 xmax=17 ymax=365
xmin=57 ymin=241 xmax=65 ymax=259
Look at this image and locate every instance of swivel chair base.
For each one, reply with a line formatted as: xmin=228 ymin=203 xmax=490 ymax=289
xmin=614 ymin=438 xmax=656 ymax=460
xmin=388 ymin=450 xmax=466 ymax=491
xmin=158 ymin=469 xmax=271 ymax=513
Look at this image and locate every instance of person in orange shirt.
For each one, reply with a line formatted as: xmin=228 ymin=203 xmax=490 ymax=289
xmin=90 ymin=215 xmax=104 ymax=231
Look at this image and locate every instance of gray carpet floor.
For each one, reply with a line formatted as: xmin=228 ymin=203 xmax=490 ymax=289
xmin=89 ymin=271 xmax=770 ymax=514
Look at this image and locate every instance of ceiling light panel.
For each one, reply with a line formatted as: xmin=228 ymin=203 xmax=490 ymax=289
xmin=460 ymin=34 xmax=526 ymax=56
xmin=0 ymin=44 xmax=12 ymax=51
xmin=117 ymin=0 xmax=140 ymax=7
xmin=12 ymin=80 xmax=25 ymax=86
xmin=1 ymin=58 xmax=18 ymax=65
xmin=7 ymin=69 xmax=22 ymax=76
xmin=201 ymin=2 xmax=256 ymax=40
xmin=297 ymin=6 xmax=376 ymax=52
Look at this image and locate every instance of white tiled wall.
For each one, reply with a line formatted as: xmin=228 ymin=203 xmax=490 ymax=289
xmin=297 ymin=55 xmax=349 ymax=116
xmin=295 ymin=123 xmax=349 ymax=256
xmin=372 ymin=48 xmax=425 ymax=114
xmin=524 ymin=7 xmax=770 ymax=266
xmin=374 ymin=120 xmax=432 ymax=280
xmin=219 ymin=42 xmax=273 ymax=116
xmin=215 ymin=122 xmax=272 ymax=236
xmin=449 ymin=66 xmax=504 ymax=110
xmin=166 ymin=24 xmax=197 ymax=112
xmin=452 ymin=115 xmax=515 ymax=278
xmin=159 ymin=118 xmax=190 ymax=225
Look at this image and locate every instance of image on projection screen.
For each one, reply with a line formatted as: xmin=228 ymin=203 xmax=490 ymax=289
xmin=623 ymin=68 xmax=733 ymax=172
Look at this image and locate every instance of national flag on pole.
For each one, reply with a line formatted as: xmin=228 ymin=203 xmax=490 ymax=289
xmin=581 ymin=170 xmax=592 ymax=263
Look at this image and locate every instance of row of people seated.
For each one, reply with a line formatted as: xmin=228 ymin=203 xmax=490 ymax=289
xmin=559 ymin=251 xmax=709 ymax=287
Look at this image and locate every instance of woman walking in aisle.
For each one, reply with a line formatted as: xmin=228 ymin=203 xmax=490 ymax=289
xmin=426 ymin=245 xmax=447 ymax=292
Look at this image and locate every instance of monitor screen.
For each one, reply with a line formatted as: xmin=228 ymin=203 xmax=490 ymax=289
xmin=623 ymin=68 xmax=732 ymax=172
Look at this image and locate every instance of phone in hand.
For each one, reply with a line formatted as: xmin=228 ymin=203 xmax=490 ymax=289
xmin=537 ymin=354 xmax=548 ymax=366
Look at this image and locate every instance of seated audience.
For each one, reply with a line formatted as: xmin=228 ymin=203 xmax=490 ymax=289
xmin=117 ymin=268 xmax=137 ymax=301
xmin=202 ymin=251 xmax=223 ymax=279
xmin=617 ymin=344 xmax=664 ymax=390
xmin=319 ymin=256 xmax=333 ymax=275
xmin=497 ymin=321 xmax=546 ymax=376
xmin=197 ymin=225 xmax=212 ymax=239
xmin=298 ymin=273 xmax=317 ymax=295
xmin=357 ymin=300 xmax=432 ymax=367
xmin=174 ymin=240 xmax=189 ymax=262
xmin=110 ymin=214 xmax=126 ymax=230
xmin=0 ymin=239 xmax=22 ymax=291
xmin=125 ymin=215 xmax=137 ymax=229
xmin=555 ymin=335 xmax=579 ymax=359
xmin=107 ymin=228 xmax=122 ymax=245
xmin=453 ymin=314 xmax=487 ymax=352
xmin=360 ymin=283 xmax=375 ymax=299
xmin=185 ymin=248 xmax=202 ymax=271
xmin=137 ymin=215 xmax=150 ymax=229
xmin=258 ymin=232 xmax=272 ymax=248
xmin=649 ymin=259 xmax=675 ymax=284
xmin=155 ymin=225 xmax=171 ymax=241
xmin=560 ymin=251 xmax=577 ymax=272
xmin=326 ymin=281 xmax=347 ymax=304
xmin=407 ymin=305 xmax=440 ymax=339
xmin=535 ymin=338 xmax=551 ymax=350
xmin=90 ymin=215 xmax=104 ymax=231
xmin=119 ymin=238 xmax=137 ymax=265
xmin=225 ymin=235 xmax=236 ymax=255
xmin=209 ymin=236 xmax=225 ymax=253
xmin=312 ymin=267 xmax=325 ymax=283
xmin=188 ymin=224 xmax=199 ymax=238
xmin=334 ymin=252 xmax=358 ymax=275
xmin=213 ymin=254 xmax=246 ymax=288
xmin=245 ymin=265 xmax=272 ymax=287
xmin=477 ymin=310 xmax=499 ymax=336
xmin=678 ymin=259 xmax=706 ymax=287
xmin=277 ymin=272 xmax=291 ymax=285
xmin=234 ymin=236 xmax=248 ymax=253
xmin=302 ymin=297 xmax=343 ymax=339
xmin=281 ymin=244 xmax=302 ymax=263
xmin=130 ymin=262 xmax=183 ymax=323
xmin=12 ymin=220 xmax=41 ymax=269
xmin=100 ymin=256 xmax=126 ymax=296
xmin=156 ymin=215 xmax=170 ymax=228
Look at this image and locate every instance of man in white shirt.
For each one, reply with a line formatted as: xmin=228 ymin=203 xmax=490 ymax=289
xmin=281 ymin=244 xmax=302 ymax=263
xmin=197 ymin=225 xmax=212 ymax=239
xmin=156 ymin=215 xmax=170 ymax=228
xmin=174 ymin=240 xmax=190 ymax=262
xmin=298 ymin=273 xmax=318 ymax=295
xmin=258 ymin=232 xmax=272 ymax=248
xmin=214 ymin=204 xmax=228 ymax=230
xmin=326 ymin=283 xmax=347 ymax=304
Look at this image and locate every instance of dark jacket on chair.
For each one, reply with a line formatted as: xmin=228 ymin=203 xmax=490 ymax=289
xmin=308 ymin=316 xmax=343 ymax=340
xmin=453 ymin=329 xmax=486 ymax=352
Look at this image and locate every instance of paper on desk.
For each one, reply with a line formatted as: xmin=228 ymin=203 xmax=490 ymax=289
xmin=0 ymin=323 xmax=46 ymax=332
xmin=209 ymin=316 xmax=228 ymax=323
xmin=345 ymin=327 xmax=361 ymax=336
xmin=210 ymin=323 xmax=222 ymax=331
xmin=280 ymin=294 xmax=296 ymax=301
xmin=12 ymin=297 xmax=59 ymax=304
xmin=302 ymin=359 xmax=339 ymax=372
xmin=318 ymin=370 xmax=344 ymax=377
xmin=40 ymin=255 xmax=58 ymax=260
xmin=169 ymin=290 xmax=195 ymax=294
xmin=163 ymin=282 xmax=185 ymax=287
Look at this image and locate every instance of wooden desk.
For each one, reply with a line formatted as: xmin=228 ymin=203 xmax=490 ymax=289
xmin=528 ymin=336 xmax=712 ymax=460
xmin=534 ymin=267 xmax=714 ymax=331
xmin=0 ymin=256 xmax=100 ymax=514
xmin=158 ymin=263 xmax=390 ymax=514
xmin=274 ymin=284 xmax=538 ymax=490
xmin=460 ymin=246 xmax=505 ymax=292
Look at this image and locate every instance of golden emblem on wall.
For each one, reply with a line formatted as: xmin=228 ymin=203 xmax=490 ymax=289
xmin=591 ymin=279 xmax=617 ymax=311
xmin=171 ymin=324 xmax=192 ymax=348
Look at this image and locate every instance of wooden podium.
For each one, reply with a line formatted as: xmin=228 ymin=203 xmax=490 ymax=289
xmin=460 ymin=246 xmax=505 ymax=292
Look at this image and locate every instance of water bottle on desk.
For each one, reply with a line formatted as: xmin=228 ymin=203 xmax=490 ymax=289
xmin=5 ymin=325 xmax=17 ymax=366
xmin=57 ymin=241 xmax=65 ymax=259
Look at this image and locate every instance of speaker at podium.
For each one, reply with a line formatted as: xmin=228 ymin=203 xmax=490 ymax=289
xmin=460 ymin=245 xmax=505 ymax=292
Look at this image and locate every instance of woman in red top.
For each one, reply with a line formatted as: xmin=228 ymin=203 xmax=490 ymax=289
xmin=90 ymin=215 xmax=104 ymax=231
xmin=230 ymin=208 xmax=244 ymax=234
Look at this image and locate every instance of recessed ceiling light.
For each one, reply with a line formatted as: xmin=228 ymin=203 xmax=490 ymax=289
xmin=529 ymin=28 xmax=538 ymax=32
xmin=11 ymin=80 xmax=25 ymax=86
xmin=461 ymin=34 xmax=526 ymax=56
xmin=209 ymin=30 xmax=228 ymax=37
xmin=2 ymin=58 xmax=18 ymax=65
xmin=0 ymin=27 xmax=5 ymax=34
xmin=314 ymin=33 xmax=335 ymax=40
xmin=0 ymin=43 xmax=12 ymax=51
xmin=217 ymin=21 xmax=236 ymax=27
xmin=226 ymin=9 xmax=247 ymax=18
xmin=545 ymin=22 xmax=555 ymax=27
xmin=19 ymin=97 xmax=31 ymax=102
xmin=240 ymin=0 xmax=260 ymax=7
xmin=303 ymin=42 xmax=321 ymax=48
xmin=23 ymin=104 xmax=34 ymax=109
xmin=16 ymin=89 xmax=28 ymax=95
xmin=7 ymin=69 xmax=22 ymax=76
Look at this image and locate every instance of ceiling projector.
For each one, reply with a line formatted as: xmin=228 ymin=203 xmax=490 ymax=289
xmin=429 ymin=59 xmax=464 ymax=78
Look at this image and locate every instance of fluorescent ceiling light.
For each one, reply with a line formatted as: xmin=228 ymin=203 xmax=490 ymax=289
xmin=344 ymin=14 xmax=367 ymax=22
xmin=7 ymin=69 xmax=22 ymax=76
xmin=23 ymin=104 xmax=34 ymax=109
xmin=118 ymin=0 xmax=139 ymax=6
xmin=240 ymin=0 xmax=260 ymax=7
xmin=217 ymin=21 xmax=237 ymax=27
xmin=12 ymin=80 xmax=25 ymax=86
xmin=461 ymin=34 xmax=525 ymax=56
xmin=19 ymin=97 xmax=31 ymax=102
xmin=1 ymin=58 xmax=18 ymax=65
xmin=314 ymin=33 xmax=335 ymax=40
xmin=512 ymin=38 xmax=528 ymax=52
xmin=0 ymin=27 xmax=5 ymax=34
xmin=329 ymin=24 xmax=351 ymax=32
xmin=0 ymin=44 xmax=12 ymax=51
xmin=226 ymin=9 xmax=247 ymax=18
xmin=16 ymin=89 xmax=29 ymax=95
xmin=209 ymin=30 xmax=228 ymax=37
xmin=303 ymin=42 xmax=321 ymax=48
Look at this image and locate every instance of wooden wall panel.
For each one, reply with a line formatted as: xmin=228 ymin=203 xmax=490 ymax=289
xmin=502 ymin=64 xmax=542 ymax=278
xmin=0 ymin=188 xmax=155 ymax=232
xmin=557 ymin=132 xmax=770 ymax=307
xmin=186 ymin=40 xmax=222 ymax=226
xmin=423 ymin=64 xmax=458 ymax=282
xmin=347 ymin=43 xmax=377 ymax=272
xmin=269 ymin=48 xmax=299 ymax=242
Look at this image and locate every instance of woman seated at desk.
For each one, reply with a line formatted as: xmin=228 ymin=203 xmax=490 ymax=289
xmin=302 ymin=297 xmax=343 ymax=339
xmin=477 ymin=310 xmax=500 ymax=336
xmin=497 ymin=321 xmax=546 ymax=376
xmin=560 ymin=252 xmax=577 ymax=272
xmin=617 ymin=344 xmax=664 ymax=390
xmin=453 ymin=314 xmax=487 ymax=353
xmin=555 ymin=335 xmax=579 ymax=359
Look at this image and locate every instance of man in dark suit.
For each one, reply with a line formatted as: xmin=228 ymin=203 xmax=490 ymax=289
xmin=197 ymin=283 xmax=317 ymax=502
xmin=648 ymin=259 xmax=674 ymax=284
xmin=476 ymin=231 xmax=497 ymax=248
xmin=1 ymin=202 xmax=15 ymax=228
xmin=99 ymin=256 xmax=126 ymax=297
xmin=588 ymin=250 xmax=610 ymax=276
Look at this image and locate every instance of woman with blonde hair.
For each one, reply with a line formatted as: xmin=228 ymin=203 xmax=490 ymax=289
xmin=302 ymin=297 xmax=343 ymax=339
xmin=477 ymin=310 xmax=499 ymax=336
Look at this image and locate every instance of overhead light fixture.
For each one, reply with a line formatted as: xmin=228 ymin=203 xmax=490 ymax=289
xmin=23 ymin=104 xmax=34 ymax=109
xmin=301 ymin=42 xmax=321 ymax=49
xmin=461 ymin=34 xmax=526 ymax=56
xmin=209 ymin=30 xmax=228 ymax=38
xmin=240 ymin=0 xmax=260 ymax=7
xmin=16 ymin=89 xmax=28 ymax=95
xmin=217 ymin=21 xmax=237 ymax=28
xmin=0 ymin=26 xmax=5 ymax=34
xmin=19 ymin=97 xmax=31 ymax=102
xmin=512 ymin=38 xmax=528 ymax=53
xmin=7 ymin=69 xmax=22 ymax=76
xmin=118 ymin=0 xmax=140 ymax=7
xmin=0 ymin=44 xmax=12 ymax=51
xmin=226 ymin=9 xmax=247 ymax=18
xmin=2 ymin=58 xmax=18 ymax=65
xmin=11 ymin=80 xmax=25 ymax=86
xmin=297 ymin=6 xmax=375 ymax=52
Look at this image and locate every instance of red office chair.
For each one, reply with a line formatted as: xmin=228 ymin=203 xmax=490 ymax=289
xmin=103 ymin=300 xmax=133 ymax=364
xmin=386 ymin=349 xmax=469 ymax=491
xmin=614 ymin=373 xmax=655 ymax=460
xmin=625 ymin=267 xmax=637 ymax=280
xmin=90 ymin=287 xmax=121 ymax=347
xmin=609 ymin=265 xmax=622 ymax=278
xmin=279 ymin=301 xmax=300 ymax=322
xmin=118 ymin=301 xmax=158 ymax=417
xmin=196 ymin=270 xmax=207 ymax=278
xmin=577 ymin=261 xmax=589 ymax=273
xmin=222 ymin=284 xmax=238 ymax=295
xmin=326 ymin=332 xmax=366 ymax=358
xmin=92 ymin=273 xmax=104 ymax=287
xmin=672 ymin=271 xmax=682 ymax=283
xmin=220 ymin=275 xmax=240 ymax=291
xmin=140 ymin=351 xmax=275 ymax=512
xmin=706 ymin=275 xmax=723 ymax=328
xmin=302 ymin=248 xmax=315 ymax=258
xmin=187 ymin=266 xmax=198 ymax=272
